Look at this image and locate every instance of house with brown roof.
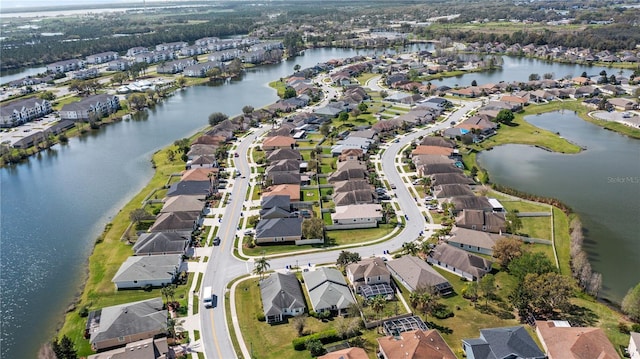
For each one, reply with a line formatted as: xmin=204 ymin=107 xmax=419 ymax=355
xmin=427 ymin=243 xmax=493 ymax=281
xmin=608 ymin=97 xmax=638 ymax=111
xmin=431 ymin=173 xmax=476 ymax=186
xmin=446 ymin=196 xmax=493 ymax=214
xmin=262 ymin=135 xmax=296 ymax=150
xmin=413 ymin=155 xmax=455 ymax=170
xmin=535 ymin=320 xmax=619 ymax=359
xmin=266 ymin=159 xmax=301 ymax=174
xmin=412 ymin=145 xmax=454 ymax=157
xmin=181 ymin=168 xmax=218 ymax=182
xmin=433 ymin=184 xmax=474 ymax=198
xmin=318 ymin=347 xmax=368 ymax=359
xmin=149 ymin=211 xmax=199 ymax=232
xmin=500 ymin=94 xmax=529 ymax=107
xmin=339 ymin=148 xmax=364 ymax=162
xmin=266 ymin=148 xmax=302 ymax=162
xmin=263 ymin=184 xmax=301 ymax=202
xmin=346 ymin=257 xmax=392 ymax=296
xmin=456 ymin=209 xmax=506 ymax=234
xmin=333 ymin=179 xmax=371 ymax=193
xmin=458 ymin=115 xmax=497 ymax=135
xmin=377 ymin=329 xmax=457 ymax=359
xmin=187 ymin=144 xmax=217 ymax=160
xmin=418 ymin=163 xmax=462 ymax=177
xmin=332 ymin=190 xmax=376 ymax=206
xmin=420 ymin=136 xmax=456 ymax=148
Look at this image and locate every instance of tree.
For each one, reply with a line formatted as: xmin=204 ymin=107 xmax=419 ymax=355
xmin=128 ymin=93 xmax=147 ymax=110
xmin=479 ymin=274 xmax=496 ymax=306
xmin=492 ymin=237 xmax=523 ymax=268
xmin=294 ymin=64 xmax=301 ymax=72
xmin=283 ymin=87 xmax=297 ymax=99
xmin=305 ymin=339 xmax=325 ymax=357
xmin=292 ymin=315 xmax=306 ymax=336
xmin=495 ymin=109 xmax=515 ymax=125
xmin=52 ymin=335 xmax=77 ymax=359
xmin=402 ymin=241 xmax=418 ymax=256
xmin=471 ymin=80 xmax=478 ymax=87
xmin=283 ymin=32 xmax=304 ymax=56
xmin=39 ymin=91 xmax=56 ymax=101
xmin=358 ymin=102 xmax=368 ymax=113
xmin=543 ymin=72 xmax=554 ymax=80
xmin=622 ymin=282 xmax=640 ymax=322
xmin=129 ymin=208 xmax=151 ymax=224
xmin=336 ymin=251 xmax=361 ymax=267
xmin=380 ymin=90 xmax=388 ymax=99
xmin=176 ymin=76 xmax=187 ymax=87
xmin=320 ymin=122 xmax=330 ymax=137
xmin=338 ymin=111 xmax=349 ymax=123
xmin=253 ymin=256 xmax=270 ymax=280
xmin=523 ymin=272 xmax=573 ymax=315
xmin=581 ymin=71 xmax=588 ymax=78
xmin=242 ymin=105 xmax=254 ymax=115
xmin=208 ymin=112 xmax=228 ymax=126
xmin=505 ymin=210 xmax=522 ymax=234
xmin=508 ymin=252 xmax=556 ymax=280
xmin=301 ymin=218 xmax=324 ymax=239
xmin=111 ymin=72 xmax=128 ymax=85
xmin=370 ymin=295 xmax=386 ymax=331
xmin=529 ymin=73 xmax=540 ymax=81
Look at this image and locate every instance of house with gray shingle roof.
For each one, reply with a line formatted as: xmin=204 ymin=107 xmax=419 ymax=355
xmin=433 ymin=184 xmax=474 ymax=198
xmin=133 ymin=231 xmax=191 ymax=256
xmin=427 ymin=243 xmax=493 ymax=281
xmin=447 ymin=227 xmax=503 ymax=256
xmin=260 ymin=272 xmax=306 ymax=323
xmin=302 ymin=267 xmax=355 ymax=315
xmin=160 ymin=195 xmax=205 ymax=214
xmin=462 ymin=326 xmax=545 ymax=359
xmin=266 ymin=148 xmax=302 ymax=162
xmin=59 ymin=94 xmax=120 ymax=122
xmin=148 ymin=211 xmax=199 ymax=232
xmin=112 ymin=254 xmax=182 ymax=289
xmin=346 ymin=257 xmax=392 ymax=298
xmin=386 ymin=256 xmax=452 ymax=296
xmin=255 ymin=217 xmax=303 ymax=244
xmin=88 ymin=297 xmax=167 ymax=351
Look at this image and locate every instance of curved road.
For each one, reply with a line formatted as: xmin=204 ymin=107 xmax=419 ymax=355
xmin=199 ymin=82 xmax=481 ymax=358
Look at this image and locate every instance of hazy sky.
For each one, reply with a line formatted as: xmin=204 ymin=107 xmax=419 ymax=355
xmin=0 ymin=0 xmax=154 ymax=9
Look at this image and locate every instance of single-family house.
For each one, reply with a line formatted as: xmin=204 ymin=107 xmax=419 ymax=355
xmin=160 ymin=195 xmax=205 ymax=214
xmin=338 ymin=148 xmax=365 ymax=162
xmin=181 ymin=168 xmax=218 ymax=182
xmin=433 ymin=184 xmax=474 ymax=198
xmin=255 ymin=217 xmax=303 ymax=244
xmin=331 ymin=204 xmax=383 ymax=229
xmin=148 ymin=211 xmax=199 ymax=233
xmin=59 ymin=94 xmax=120 ymax=122
xmin=412 ymin=146 xmax=454 ymax=157
xmin=187 ymin=144 xmax=217 ymax=160
xmin=112 ymin=254 xmax=182 ymax=290
xmin=302 ymin=267 xmax=355 ymax=315
xmin=462 ymin=326 xmax=545 ymax=359
xmin=266 ymin=172 xmax=301 ymax=186
xmin=378 ymin=329 xmax=457 ymax=359
xmin=420 ymin=136 xmax=456 ymax=148
xmin=431 ymin=173 xmax=476 ymax=186
xmin=386 ymin=256 xmax=453 ymax=296
xmin=263 ymin=136 xmax=296 ymax=150
xmin=318 ymin=347 xmax=368 ymax=359
xmin=332 ymin=179 xmax=371 ymax=193
xmin=266 ymin=148 xmax=302 ymax=162
xmin=87 ymin=337 xmax=171 ymax=359
xmin=259 ymin=195 xmax=293 ymax=219
xmin=456 ymin=209 xmax=507 ymax=233
xmin=133 ymin=231 xmax=191 ymax=256
xmin=427 ymin=244 xmax=492 ymax=281
xmin=447 ymin=227 xmax=502 ymax=256
xmin=332 ymin=190 xmax=376 ymax=206
xmin=187 ymin=155 xmax=217 ymax=169
xmin=263 ymin=184 xmax=301 ymax=202
xmin=446 ymin=196 xmax=493 ymax=214
xmin=535 ymin=320 xmax=618 ymax=359
xmin=418 ymin=163 xmax=462 ymax=177
xmin=346 ymin=257 xmax=392 ymax=299
xmin=87 ymin=297 xmax=167 ymax=351
xmin=260 ymin=272 xmax=306 ymax=323
xmin=608 ymin=98 xmax=638 ymax=111
xmin=166 ymin=180 xmax=211 ymax=198
xmin=266 ymin=159 xmax=301 ymax=174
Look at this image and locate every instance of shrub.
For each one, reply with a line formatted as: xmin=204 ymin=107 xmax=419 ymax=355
xmin=432 ymin=305 xmax=454 ymax=319
xmin=306 ymin=339 xmax=325 ymax=357
xmin=256 ymin=313 xmax=266 ymax=322
xmin=78 ymin=305 xmax=89 ymax=317
xmin=618 ymin=322 xmax=630 ymax=334
xmin=292 ymin=329 xmax=340 ymax=350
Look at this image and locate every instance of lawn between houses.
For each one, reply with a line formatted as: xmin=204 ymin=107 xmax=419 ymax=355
xmin=57 ymin=139 xmax=198 ymax=356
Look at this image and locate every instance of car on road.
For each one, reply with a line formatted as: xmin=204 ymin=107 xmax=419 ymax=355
xmin=390 ymin=184 xmax=397 ymax=189
xmin=234 ymin=152 xmax=239 ymax=157
xmin=213 ymin=236 xmax=221 ymax=246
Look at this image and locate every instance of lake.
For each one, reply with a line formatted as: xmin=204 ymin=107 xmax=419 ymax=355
xmin=478 ymin=111 xmax=640 ymax=303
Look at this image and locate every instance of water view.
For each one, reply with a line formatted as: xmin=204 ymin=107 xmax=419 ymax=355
xmin=478 ymin=111 xmax=640 ymax=303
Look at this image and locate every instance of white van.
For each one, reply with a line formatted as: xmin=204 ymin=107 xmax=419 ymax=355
xmin=203 ymin=286 xmax=213 ymax=308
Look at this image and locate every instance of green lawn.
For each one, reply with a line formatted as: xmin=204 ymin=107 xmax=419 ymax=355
xmin=326 ymin=224 xmax=395 ymax=245
xmin=301 ymin=189 xmax=319 ymax=202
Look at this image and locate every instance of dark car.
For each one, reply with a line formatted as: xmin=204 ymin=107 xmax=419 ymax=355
xmin=213 ymin=237 xmax=221 ymax=246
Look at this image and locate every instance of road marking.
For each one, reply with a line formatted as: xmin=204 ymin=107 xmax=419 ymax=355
xmin=209 ymin=309 xmax=224 ymax=359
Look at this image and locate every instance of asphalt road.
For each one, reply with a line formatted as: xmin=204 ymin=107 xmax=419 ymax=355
xmin=199 ymin=85 xmax=481 ymax=358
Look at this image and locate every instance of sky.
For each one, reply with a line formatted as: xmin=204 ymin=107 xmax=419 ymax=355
xmin=0 ymin=0 xmax=166 ymax=10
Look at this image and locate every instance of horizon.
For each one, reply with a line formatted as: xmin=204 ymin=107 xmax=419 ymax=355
xmin=0 ymin=0 xmax=193 ymax=10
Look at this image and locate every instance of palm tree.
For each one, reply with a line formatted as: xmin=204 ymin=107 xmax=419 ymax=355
xmin=253 ymin=256 xmax=270 ymax=280
xmin=402 ymin=241 xmax=418 ymax=256
xmin=370 ymin=295 xmax=386 ymax=333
